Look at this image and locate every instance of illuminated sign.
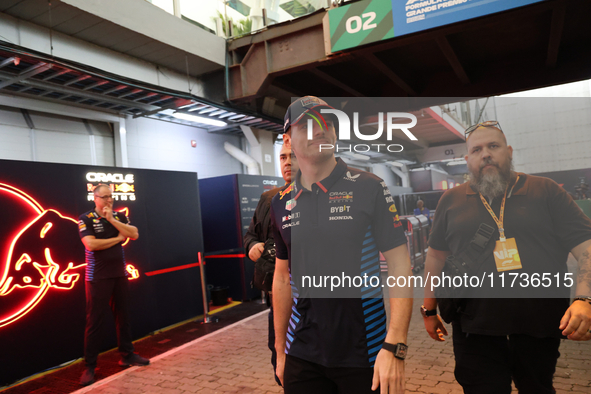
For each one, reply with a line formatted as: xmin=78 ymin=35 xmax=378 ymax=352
xmin=86 ymin=172 xmax=136 ymax=202
xmin=0 ymin=183 xmax=139 ymax=329
xmin=126 ymin=264 xmax=139 ymax=279
xmin=86 ymin=173 xmax=134 ymax=183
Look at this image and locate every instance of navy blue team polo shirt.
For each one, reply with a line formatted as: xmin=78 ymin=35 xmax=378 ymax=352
xmin=79 ymin=210 xmax=128 ymax=282
xmin=270 ymin=158 xmax=406 ymax=368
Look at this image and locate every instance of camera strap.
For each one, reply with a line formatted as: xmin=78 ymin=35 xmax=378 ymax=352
xmin=456 ymin=223 xmax=497 ymax=275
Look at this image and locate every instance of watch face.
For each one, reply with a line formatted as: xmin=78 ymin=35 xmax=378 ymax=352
xmin=395 ymin=344 xmax=408 ymax=359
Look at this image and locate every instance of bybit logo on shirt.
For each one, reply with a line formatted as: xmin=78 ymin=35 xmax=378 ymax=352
xmin=330 ymin=205 xmax=351 ymax=214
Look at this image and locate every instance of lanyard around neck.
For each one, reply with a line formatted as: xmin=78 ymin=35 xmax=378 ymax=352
xmin=478 ymin=175 xmax=519 ymax=242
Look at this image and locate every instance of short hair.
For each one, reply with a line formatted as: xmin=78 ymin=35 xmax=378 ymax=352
xmin=466 ymin=126 xmax=507 ymax=146
xmin=93 ymin=184 xmax=112 ymax=196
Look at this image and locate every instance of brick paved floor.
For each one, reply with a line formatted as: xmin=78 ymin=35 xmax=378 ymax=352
xmin=74 ymin=266 xmax=591 ymax=394
xmin=72 ymin=304 xmax=590 ymax=394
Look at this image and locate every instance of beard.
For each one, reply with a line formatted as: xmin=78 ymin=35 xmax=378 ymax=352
xmin=470 ymin=156 xmax=514 ymax=199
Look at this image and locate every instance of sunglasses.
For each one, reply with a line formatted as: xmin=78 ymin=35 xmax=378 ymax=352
xmin=464 ymin=120 xmax=502 ymax=137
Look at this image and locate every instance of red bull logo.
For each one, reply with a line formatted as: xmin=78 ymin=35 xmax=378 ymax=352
xmin=279 ymin=183 xmax=295 ymax=200
xmin=0 ymin=183 xmax=139 ymax=329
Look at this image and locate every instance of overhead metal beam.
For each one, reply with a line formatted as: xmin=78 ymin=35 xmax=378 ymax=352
xmin=363 ymin=53 xmax=416 ymax=96
xmin=132 ymin=92 xmax=158 ymax=102
xmin=228 ymin=24 xmax=327 ymax=101
xmin=63 ymin=74 xmax=91 ymax=86
xmin=19 ymin=86 xmax=35 ymax=93
xmin=547 ymin=3 xmax=566 ymax=68
xmin=146 ymin=95 xmax=171 ymax=105
xmin=117 ymin=88 xmax=143 ymax=99
xmin=130 ymin=98 xmax=193 ymax=118
xmin=43 ymin=68 xmax=71 ymax=81
xmin=0 ymin=70 xmax=158 ymax=112
xmin=103 ymin=85 xmax=127 ymax=95
xmin=83 ymin=80 xmax=109 ymax=91
xmin=0 ymin=57 xmax=16 ymax=69
xmin=0 ymin=63 xmax=53 ymax=90
xmin=308 ymin=68 xmax=365 ymax=97
xmin=436 ymin=36 xmax=470 ymax=85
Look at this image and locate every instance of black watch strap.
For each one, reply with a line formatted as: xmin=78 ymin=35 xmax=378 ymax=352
xmin=421 ymin=305 xmax=437 ymax=317
xmin=573 ymin=296 xmax=591 ymax=305
xmin=382 ymin=342 xmax=408 ymax=360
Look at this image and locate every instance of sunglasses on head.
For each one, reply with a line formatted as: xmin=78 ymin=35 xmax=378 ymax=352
xmin=465 ymin=120 xmax=503 ymax=137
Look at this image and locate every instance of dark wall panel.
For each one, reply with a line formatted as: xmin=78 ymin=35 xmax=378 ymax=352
xmin=0 ymin=159 xmax=204 ymax=386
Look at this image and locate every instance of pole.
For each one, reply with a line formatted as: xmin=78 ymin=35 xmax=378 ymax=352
xmin=198 ymin=252 xmax=214 ymax=324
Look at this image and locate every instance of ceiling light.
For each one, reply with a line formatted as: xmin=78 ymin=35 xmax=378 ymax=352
xmin=172 ymin=112 xmax=227 ymax=127
xmin=386 ymin=161 xmax=404 ymax=168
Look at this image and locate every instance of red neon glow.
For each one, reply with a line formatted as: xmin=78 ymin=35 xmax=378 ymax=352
xmin=0 ymin=183 xmax=43 ymax=213
xmin=144 ymin=261 xmax=204 ymax=277
xmin=206 ymin=254 xmax=245 ymax=258
xmin=40 ymin=222 xmax=53 ymax=238
xmin=126 ymin=264 xmax=139 ymax=280
xmin=0 ymin=183 xmax=140 ymax=329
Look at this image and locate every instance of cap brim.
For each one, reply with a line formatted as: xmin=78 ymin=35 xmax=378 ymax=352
xmin=291 ymin=104 xmax=335 ymax=128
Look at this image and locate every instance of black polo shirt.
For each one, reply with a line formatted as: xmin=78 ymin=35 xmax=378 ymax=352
xmin=78 ymin=210 xmax=128 ymax=282
xmin=429 ymin=173 xmax=591 ymax=337
xmin=271 ymin=158 xmax=407 ymax=368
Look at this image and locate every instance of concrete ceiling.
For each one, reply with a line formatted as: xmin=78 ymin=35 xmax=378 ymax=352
xmin=0 ymin=0 xmax=224 ymax=77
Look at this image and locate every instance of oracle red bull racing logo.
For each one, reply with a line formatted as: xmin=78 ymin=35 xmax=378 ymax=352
xmin=0 ymin=183 xmax=138 ymax=329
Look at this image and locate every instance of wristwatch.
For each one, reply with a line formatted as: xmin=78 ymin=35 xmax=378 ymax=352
xmin=573 ymin=296 xmax=591 ymax=306
xmin=420 ymin=305 xmax=437 ymax=318
xmin=382 ymin=342 xmax=408 ymax=360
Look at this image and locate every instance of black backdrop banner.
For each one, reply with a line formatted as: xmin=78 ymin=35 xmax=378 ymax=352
xmin=0 ymin=158 xmax=204 ymax=386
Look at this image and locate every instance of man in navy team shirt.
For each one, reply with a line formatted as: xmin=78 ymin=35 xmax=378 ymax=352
xmin=78 ymin=184 xmax=148 ymax=386
xmin=271 ymin=96 xmax=413 ymax=393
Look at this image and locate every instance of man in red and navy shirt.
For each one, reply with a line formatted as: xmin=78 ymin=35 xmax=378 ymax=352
xmin=271 ymin=97 xmax=413 ymax=393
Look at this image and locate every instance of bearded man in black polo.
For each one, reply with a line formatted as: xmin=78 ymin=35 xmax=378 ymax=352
xmin=423 ymin=121 xmax=591 ymax=394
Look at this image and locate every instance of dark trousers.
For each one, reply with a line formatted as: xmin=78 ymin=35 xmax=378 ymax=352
xmin=283 ymin=355 xmax=375 ymax=394
xmin=84 ymin=277 xmax=134 ymax=368
xmin=453 ymin=323 xmax=560 ymax=394
xmin=267 ymin=294 xmax=281 ymax=385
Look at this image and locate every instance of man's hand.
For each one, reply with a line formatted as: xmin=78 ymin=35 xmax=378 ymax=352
xmin=371 ymin=349 xmax=404 ymax=393
xmin=117 ymin=233 xmax=126 ymax=243
xmin=423 ymin=315 xmax=449 ymax=341
xmin=276 ymin=351 xmax=286 ymax=386
xmin=103 ymin=205 xmax=114 ymax=221
xmin=249 ymin=242 xmax=265 ymax=261
xmin=560 ymin=300 xmax=591 ymax=341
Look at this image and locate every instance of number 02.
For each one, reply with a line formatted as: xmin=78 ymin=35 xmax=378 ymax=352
xmin=346 ymin=12 xmax=377 ymax=34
